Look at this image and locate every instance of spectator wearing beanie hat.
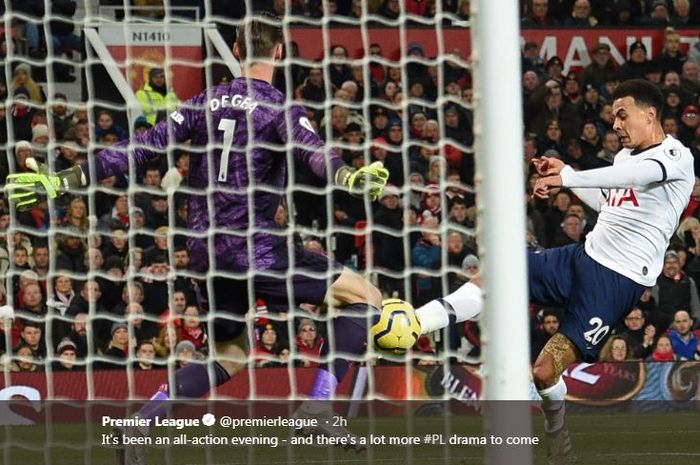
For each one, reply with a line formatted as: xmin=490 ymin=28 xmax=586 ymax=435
xmin=545 ymin=56 xmax=565 ymax=83
xmin=14 ymin=141 xmax=33 ymax=171
xmin=133 ymin=115 xmax=153 ymax=135
xmin=50 ymin=93 xmax=72 ymax=140
xmin=11 ymin=63 xmax=45 ymax=104
xmin=449 ymin=253 xmax=480 ymax=292
xmin=100 ymin=322 xmax=130 ymax=369
xmin=174 ymin=339 xmax=201 ymax=368
xmin=619 ymin=41 xmax=650 ymax=81
xmin=53 ymin=338 xmax=82 ymax=371
xmin=462 ymin=254 xmax=481 ymax=278
xmin=31 ymin=124 xmax=49 ymax=146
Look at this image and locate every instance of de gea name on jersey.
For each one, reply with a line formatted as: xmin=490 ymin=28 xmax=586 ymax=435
xmin=209 ymin=94 xmax=259 ymax=114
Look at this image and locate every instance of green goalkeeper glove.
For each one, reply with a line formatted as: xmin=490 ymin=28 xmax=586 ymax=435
xmin=336 ymin=161 xmax=390 ymax=201
xmin=5 ymin=157 xmax=83 ymax=211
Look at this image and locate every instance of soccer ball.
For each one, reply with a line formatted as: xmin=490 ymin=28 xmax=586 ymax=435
xmin=370 ymin=298 xmax=421 ymax=355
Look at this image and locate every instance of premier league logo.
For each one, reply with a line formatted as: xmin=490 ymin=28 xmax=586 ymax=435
xmin=664 ymin=148 xmax=680 ymax=161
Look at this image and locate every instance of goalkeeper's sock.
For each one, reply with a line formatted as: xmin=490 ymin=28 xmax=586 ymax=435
xmin=309 ymin=303 xmax=376 ymax=400
xmin=538 ymin=376 xmax=567 ymax=434
xmin=137 ymin=362 xmax=231 ymax=421
xmin=415 ymin=282 xmax=483 ymax=334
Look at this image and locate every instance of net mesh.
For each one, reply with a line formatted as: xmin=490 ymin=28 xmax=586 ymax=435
xmin=1 ymin=0 xmax=476 ymax=398
xmin=0 ymin=2 xmax=476 ymax=463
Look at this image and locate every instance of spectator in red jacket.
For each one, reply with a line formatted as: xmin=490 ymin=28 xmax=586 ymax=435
xmin=177 ymin=305 xmax=208 ymax=352
xmin=649 ymin=335 xmax=676 ymax=361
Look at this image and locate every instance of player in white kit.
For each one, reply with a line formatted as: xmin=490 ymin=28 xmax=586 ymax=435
xmin=412 ymin=79 xmax=694 ymax=464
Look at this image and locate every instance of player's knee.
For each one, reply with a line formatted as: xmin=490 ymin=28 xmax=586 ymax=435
xmin=364 ymin=283 xmax=382 ymax=308
xmin=347 ymin=274 xmax=381 ymax=308
xmin=331 ymin=270 xmax=382 ymax=308
xmin=532 ymin=360 xmax=557 ymax=390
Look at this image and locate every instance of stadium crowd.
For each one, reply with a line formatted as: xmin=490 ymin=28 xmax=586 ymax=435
xmin=1 ymin=1 xmax=700 ymax=374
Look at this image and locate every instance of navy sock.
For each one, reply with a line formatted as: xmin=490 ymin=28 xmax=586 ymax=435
xmin=442 ymin=298 xmax=458 ymax=326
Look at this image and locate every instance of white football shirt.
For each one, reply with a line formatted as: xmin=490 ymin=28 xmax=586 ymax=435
xmin=560 ymin=135 xmax=694 ymax=286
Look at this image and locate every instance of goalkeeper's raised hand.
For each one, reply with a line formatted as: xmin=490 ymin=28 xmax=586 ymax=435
xmin=5 ymin=158 xmax=83 ymax=211
xmin=335 ymin=161 xmax=389 ymax=201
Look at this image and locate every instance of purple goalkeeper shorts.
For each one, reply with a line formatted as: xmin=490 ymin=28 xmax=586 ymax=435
xmin=196 ymin=246 xmax=343 ymax=342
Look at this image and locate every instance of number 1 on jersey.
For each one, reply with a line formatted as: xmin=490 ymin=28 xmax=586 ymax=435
xmin=218 ymin=118 xmax=236 ymax=182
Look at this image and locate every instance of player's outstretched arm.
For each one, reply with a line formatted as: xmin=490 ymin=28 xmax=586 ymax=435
xmin=279 ymin=105 xmax=388 ymax=200
xmin=534 ymin=157 xmax=677 ymax=199
xmin=5 ymin=158 xmax=84 ymax=211
xmin=83 ymin=104 xmax=197 ymax=182
xmin=6 ymin=98 xmax=200 ymax=209
xmin=559 ymin=161 xmax=670 ymax=189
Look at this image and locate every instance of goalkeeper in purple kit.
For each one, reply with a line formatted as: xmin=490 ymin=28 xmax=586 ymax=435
xmin=6 ymin=13 xmax=396 ymax=464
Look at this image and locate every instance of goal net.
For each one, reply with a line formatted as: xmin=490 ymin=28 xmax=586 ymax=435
xmin=0 ymin=1 xmax=501 ymax=464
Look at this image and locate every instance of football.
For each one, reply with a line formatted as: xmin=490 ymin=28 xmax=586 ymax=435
xmin=370 ymin=298 xmax=421 ymax=355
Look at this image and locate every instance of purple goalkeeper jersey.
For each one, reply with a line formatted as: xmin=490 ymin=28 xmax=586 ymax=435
xmin=86 ymin=77 xmax=345 ymax=273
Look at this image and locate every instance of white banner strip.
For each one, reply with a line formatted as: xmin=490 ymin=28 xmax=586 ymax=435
xmin=99 ymin=24 xmax=201 ymax=46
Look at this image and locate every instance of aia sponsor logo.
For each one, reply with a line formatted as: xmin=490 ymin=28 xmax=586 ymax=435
xmin=605 ymin=188 xmax=639 ymax=207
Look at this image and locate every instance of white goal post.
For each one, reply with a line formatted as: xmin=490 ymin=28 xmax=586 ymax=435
xmin=471 ymin=0 xmax=532 ymax=463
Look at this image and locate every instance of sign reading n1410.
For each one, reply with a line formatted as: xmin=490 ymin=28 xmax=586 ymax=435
xmin=132 ymin=32 xmax=170 ymax=43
